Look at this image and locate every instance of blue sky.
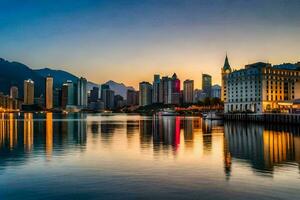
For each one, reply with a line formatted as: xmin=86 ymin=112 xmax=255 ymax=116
xmin=1 ymin=0 xmax=300 ymax=88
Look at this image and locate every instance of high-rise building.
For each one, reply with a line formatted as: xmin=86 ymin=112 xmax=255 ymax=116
xmin=61 ymin=80 xmax=74 ymax=107
xmin=10 ymin=86 xmax=18 ymax=99
xmin=170 ymin=73 xmax=180 ymax=105
xmin=225 ymin=62 xmax=300 ymax=113
xmin=24 ymin=79 xmax=34 ymax=105
xmin=139 ymin=82 xmax=152 ymax=106
xmin=183 ymin=79 xmax=194 ymax=103
xmin=211 ymin=84 xmax=221 ymax=99
xmin=202 ymin=74 xmax=212 ymax=98
xmin=126 ymin=89 xmax=139 ymax=106
xmin=101 ymin=84 xmax=110 ymax=99
xmin=161 ymin=76 xmax=170 ymax=104
xmin=45 ymin=75 xmax=53 ymax=109
xmin=221 ymin=55 xmax=232 ymax=101
xmin=53 ymin=88 xmax=62 ymax=108
xmin=77 ymin=77 xmax=88 ymax=108
xmin=152 ymin=74 xmax=160 ymax=103
xmin=102 ymin=89 xmax=115 ymax=109
xmin=90 ymin=87 xmax=99 ymax=102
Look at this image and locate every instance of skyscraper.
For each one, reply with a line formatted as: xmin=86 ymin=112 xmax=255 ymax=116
xmin=77 ymin=77 xmax=88 ymax=108
xmin=183 ymin=79 xmax=194 ymax=103
xmin=90 ymin=86 xmax=99 ymax=102
xmin=45 ymin=75 xmax=53 ymax=109
xmin=10 ymin=86 xmax=18 ymax=99
xmin=211 ymin=84 xmax=221 ymax=99
xmin=61 ymin=80 xmax=74 ymax=107
xmin=126 ymin=89 xmax=139 ymax=106
xmin=102 ymin=89 xmax=115 ymax=109
xmin=221 ymin=54 xmax=231 ymax=101
xmin=202 ymin=74 xmax=212 ymax=98
xmin=170 ymin=73 xmax=180 ymax=105
xmin=139 ymin=82 xmax=152 ymax=106
xmin=152 ymin=74 xmax=160 ymax=104
xmin=24 ymin=79 xmax=34 ymax=105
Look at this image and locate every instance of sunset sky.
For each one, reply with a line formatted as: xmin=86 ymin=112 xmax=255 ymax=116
xmin=1 ymin=0 xmax=300 ymax=89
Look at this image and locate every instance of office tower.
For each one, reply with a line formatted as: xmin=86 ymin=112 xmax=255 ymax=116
xmin=90 ymin=87 xmax=99 ymax=102
xmin=152 ymin=74 xmax=160 ymax=103
xmin=225 ymin=62 xmax=300 ymax=113
xmin=183 ymin=79 xmax=194 ymax=103
xmin=211 ymin=84 xmax=221 ymax=99
xmin=101 ymin=84 xmax=110 ymax=99
xmin=221 ymin=54 xmax=232 ymax=101
xmin=102 ymin=89 xmax=115 ymax=109
xmin=77 ymin=77 xmax=88 ymax=108
xmin=126 ymin=89 xmax=139 ymax=106
xmin=61 ymin=80 xmax=74 ymax=107
xmin=53 ymin=88 xmax=62 ymax=108
xmin=202 ymin=74 xmax=212 ymax=98
xmin=139 ymin=82 xmax=152 ymax=106
xmin=170 ymin=73 xmax=180 ymax=105
xmin=114 ymin=94 xmax=125 ymax=108
xmin=24 ymin=79 xmax=34 ymax=105
xmin=161 ymin=76 xmax=170 ymax=104
xmin=45 ymin=75 xmax=53 ymax=109
xmin=10 ymin=86 xmax=18 ymax=99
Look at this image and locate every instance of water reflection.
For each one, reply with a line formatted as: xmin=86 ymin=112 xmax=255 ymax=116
xmin=0 ymin=114 xmax=300 ymax=191
xmin=224 ymin=122 xmax=300 ymax=172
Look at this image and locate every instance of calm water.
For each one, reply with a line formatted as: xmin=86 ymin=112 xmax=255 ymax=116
xmin=0 ymin=113 xmax=300 ymax=200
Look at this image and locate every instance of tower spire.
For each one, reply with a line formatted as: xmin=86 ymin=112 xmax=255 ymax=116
xmin=223 ymin=53 xmax=231 ymax=72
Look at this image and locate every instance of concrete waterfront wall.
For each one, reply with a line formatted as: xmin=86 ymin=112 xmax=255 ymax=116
xmin=224 ymin=113 xmax=300 ymax=124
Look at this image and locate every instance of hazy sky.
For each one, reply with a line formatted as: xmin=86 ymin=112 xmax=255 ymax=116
xmin=1 ymin=0 xmax=300 ymax=89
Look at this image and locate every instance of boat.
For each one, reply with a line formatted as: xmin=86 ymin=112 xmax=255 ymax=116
xmin=156 ymin=108 xmax=178 ymax=116
xmin=203 ymin=111 xmax=223 ymax=120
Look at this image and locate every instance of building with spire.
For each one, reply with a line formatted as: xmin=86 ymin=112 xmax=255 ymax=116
xmin=221 ymin=54 xmax=232 ymax=102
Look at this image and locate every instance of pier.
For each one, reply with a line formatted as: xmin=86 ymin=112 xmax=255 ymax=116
xmin=224 ymin=113 xmax=300 ymax=124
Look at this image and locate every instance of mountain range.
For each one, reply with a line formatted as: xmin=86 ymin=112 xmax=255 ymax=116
xmin=0 ymin=58 xmax=133 ymax=99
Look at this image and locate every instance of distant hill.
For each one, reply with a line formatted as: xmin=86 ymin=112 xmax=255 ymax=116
xmin=0 ymin=58 xmax=44 ymax=97
xmin=104 ymin=80 xmax=134 ymax=99
xmin=34 ymin=68 xmax=78 ymax=88
xmin=0 ymin=58 xmax=134 ymax=99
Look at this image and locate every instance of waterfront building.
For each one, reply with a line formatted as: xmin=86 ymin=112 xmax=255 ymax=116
xmin=10 ymin=86 xmax=18 ymax=99
xmin=170 ymin=73 xmax=180 ymax=105
xmin=101 ymin=84 xmax=110 ymax=99
xmin=126 ymin=89 xmax=139 ymax=106
xmin=194 ymin=89 xmax=207 ymax=102
xmin=90 ymin=87 xmax=99 ymax=102
xmin=102 ymin=88 xmax=115 ymax=109
xmin=114 ymin=94 xmax=125 ymax=108
xmin=225 ymin=61 xmax=300 ymax=113
xmin=45 ymin=75 xmax=53 ymax=109
xmin=183 ymin=79 xmax=194 ymax=103
xmin=61 ymin=80 xmax=75 ymax=107
xmin=221 ymin=55 xmax=232 ymax=101
xmin=53 ymin=88 xmax=62 ymax=108
xmin=139 ymin=82 xmax=152 ymax=106
xmin=202 ymin=74 xmax=212 ymax=98
xmin=24 ymin=79 xmax=34 ymax=105
xmin=211 ymin=84 xmax=221 ymax=99
xmin=77 ymin=77 xmax=88 ymax=108
xmin=152 ymin=74 xmax=161 ymax=103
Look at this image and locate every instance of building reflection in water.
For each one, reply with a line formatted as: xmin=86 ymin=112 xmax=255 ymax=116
xmin=224 ymin=122 xmax=300 ymax=172
xmin=24 ymin=113 xmax=33 ymax=152
xmin=46 ymin=112 xmax=53 ymax=159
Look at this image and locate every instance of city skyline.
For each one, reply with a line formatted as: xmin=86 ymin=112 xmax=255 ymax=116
xmin=1 ymin=0 xmax=300 ymax=88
